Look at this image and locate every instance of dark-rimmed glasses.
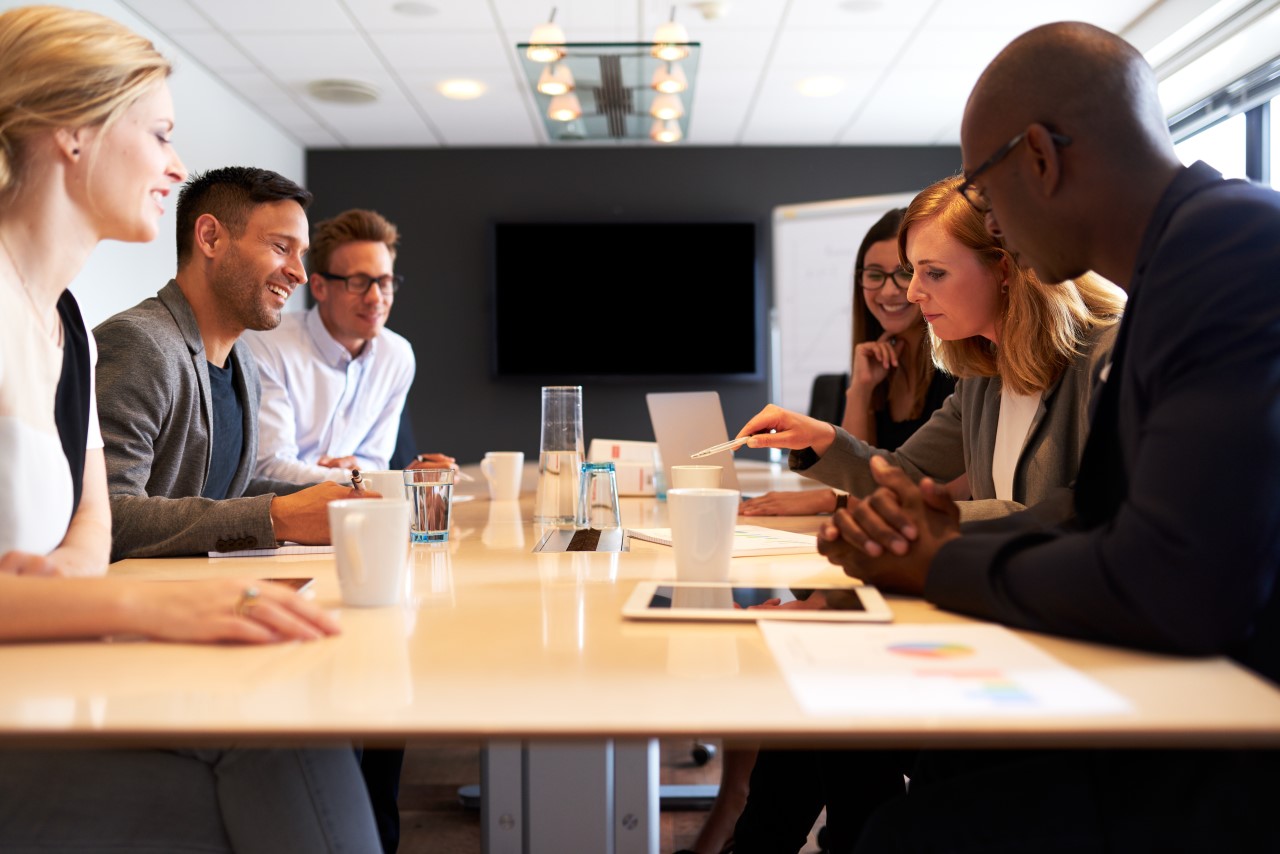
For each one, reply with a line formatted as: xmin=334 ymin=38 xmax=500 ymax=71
xmin=319 ymin=272 xmax=403 ymax=296
xmin=857 ymin=267 xmax=911 ymax=291
xmin=957 ymin=128 xmax=1072 ymax=214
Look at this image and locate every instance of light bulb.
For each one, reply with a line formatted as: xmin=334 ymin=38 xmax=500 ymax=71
xmin=650 ymin=93 xmax=684 ymax=121
xmin=527 ymin=21 xmax=566 ymax=63
xmin=649 ymin=118 xmax=683 ymax=143
xmin=537 ymin=63 xmax=575 ymax=96
xmin=547 ymin=92 xmax=582 ymax=121
xmin=650 ymin=63 xmax=688 ymax=94
xmin=651 ymin=20 xmax=690 ymax=61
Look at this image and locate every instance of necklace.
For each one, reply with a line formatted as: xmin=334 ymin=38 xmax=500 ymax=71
xmin=0 ymin=229 xmax=60 ymax=345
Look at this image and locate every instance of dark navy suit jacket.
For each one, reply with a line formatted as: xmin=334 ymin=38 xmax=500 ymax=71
xmin=926 ymin=162 xmax=1280 ymax=686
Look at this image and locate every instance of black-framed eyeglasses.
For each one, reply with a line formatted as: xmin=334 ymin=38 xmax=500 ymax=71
xmin=857 ymin=266 xmax=911 ymax=291
xmin=319 ymin=272 xmax=403 ymax=296
xmin=957 ymin=128 xmax=1072 ymax=214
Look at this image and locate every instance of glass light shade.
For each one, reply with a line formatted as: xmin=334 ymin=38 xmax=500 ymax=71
xmin=650 ymin=63 xmax=688 ymax=94
xmin=527 ymin=22 xmax=566 ymax=62
xmin=651 ymin=20 xmax=690 ymax=61
xmin=650 ymin=93 xmax=684 ymax=121
xmin=537 ymin=63 xmax=575 ymax=96
xmin=649 ymin=118 xmax=682 ymax=143
xmin=547 ymin=92 xmax=582 ymax=121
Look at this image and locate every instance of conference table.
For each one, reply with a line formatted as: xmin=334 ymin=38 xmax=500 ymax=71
xmin=2 ymin=461 xmax=1279 ymax=853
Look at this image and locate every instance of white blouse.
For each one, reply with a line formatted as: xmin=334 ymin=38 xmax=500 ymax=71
xmin=0 ymin=281 xmax=102 ymax=557
xmin=991 ymin=387 xmax=1043 ymax=502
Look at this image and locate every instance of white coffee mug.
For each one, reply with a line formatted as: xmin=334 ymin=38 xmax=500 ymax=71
xmin=357 ymin=469 xmax=407 ymax=501
xmin=481 ymin=451 xmax=525 ymax=501
xmin=667 ymin=487 xmax=740 ymax=582
xmin=670 ymin=465 xmax=722 ymax=489
xmin=328 ymin=499 xmax=410 ymax=607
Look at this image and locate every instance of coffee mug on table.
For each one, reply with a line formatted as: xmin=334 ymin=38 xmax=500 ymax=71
xmin=480 ymin=451 xmax=524 ymax=501
xmin=667 ymin=487 xmax=740 ymax=582
xmin=670 ymin=465 xmax=722 ymax=489
xmin=355 ymin=469 xmax=406 ymax=501
xmin=328 ymin=498 xmax=410 ymax=607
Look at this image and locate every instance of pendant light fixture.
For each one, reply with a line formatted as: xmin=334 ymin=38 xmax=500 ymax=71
xmin=650 ymin=62 xmax=688 ymax=95
xmin=651 ymin=7 xmax=690 ymax=62
xmin=537 ymin=63 xmax=575 ymax=96
xmin=526 ymin=8 xmax=566 ymax=63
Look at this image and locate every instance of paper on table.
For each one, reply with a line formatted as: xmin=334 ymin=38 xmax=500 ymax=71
xmin=626 ymin=525 xmax=815 ymax=557
xmin=209 ymin=544 xmax=334 ymax=558
xmin=758 ymin=622 xmax=1131 ymax=716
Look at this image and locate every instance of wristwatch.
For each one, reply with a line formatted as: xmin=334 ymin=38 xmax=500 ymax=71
xmin=832 ymin=490 xmax=848 ymax=512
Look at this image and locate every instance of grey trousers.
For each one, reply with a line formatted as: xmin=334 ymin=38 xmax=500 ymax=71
xmin=0 ymin=747 xmax=380 ymax=853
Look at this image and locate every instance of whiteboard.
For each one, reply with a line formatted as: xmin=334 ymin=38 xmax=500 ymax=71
xmin=772 ymin=192 xmax=918 ymax=416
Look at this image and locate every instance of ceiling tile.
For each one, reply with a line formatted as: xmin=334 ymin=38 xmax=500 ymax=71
xmin=369 ymin=30 xmax=513 ymax=70
xmin=785 ymin=0 xmax=937 ymax=30
xmin=186 ymin=0 xmax=352 ymax=32
xmin=167 ymin=31 xmax=257 ymax=73
xmin=233 ymin=32 xmax=385 ymax=77
xmin=769 ymin=27 xmax=911 ymax=69
xmin=343 ymin=0 xmax=497 ymax=30
xmin=119 ymin=0 xmax=210 ymax=31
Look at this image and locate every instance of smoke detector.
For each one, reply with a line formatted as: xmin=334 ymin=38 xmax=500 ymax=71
xmin=692 ymin=1 xmax=729 ymax=21
xmin=307 ymin=79 xmax=380 ymax=105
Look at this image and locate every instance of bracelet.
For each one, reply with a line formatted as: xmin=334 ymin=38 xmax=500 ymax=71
xmin=832 ymin=491 xmax=848 ymax=512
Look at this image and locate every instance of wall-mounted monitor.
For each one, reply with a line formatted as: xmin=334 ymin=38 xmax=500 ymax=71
xmin=491 ymin=221 xmax=762 ymax=379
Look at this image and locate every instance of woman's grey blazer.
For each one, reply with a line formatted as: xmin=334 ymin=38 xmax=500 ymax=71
xmin=793 ymin=323 xmax=1119 ymax=522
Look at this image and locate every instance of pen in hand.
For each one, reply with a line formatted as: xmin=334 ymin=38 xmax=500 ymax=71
xmin=349 ymin=469 xmax=367 ymax=493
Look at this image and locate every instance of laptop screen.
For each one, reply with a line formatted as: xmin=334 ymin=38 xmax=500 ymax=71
xmin=646 ymin=391 xmax=742 ymax=492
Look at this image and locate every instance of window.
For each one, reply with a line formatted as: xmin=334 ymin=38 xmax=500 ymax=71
xmin=1175 ymin=112 xmax=1248 ymax=179
xmin=1272 ymin=94 xmax=1279 ymax=189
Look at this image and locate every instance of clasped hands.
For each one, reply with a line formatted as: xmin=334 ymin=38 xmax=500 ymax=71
xmin=818 ymin=456 xmax=961 ymax=594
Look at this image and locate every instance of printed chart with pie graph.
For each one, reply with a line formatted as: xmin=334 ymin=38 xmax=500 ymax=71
xmin=759 ymin=623 xmax=1132 ymax=717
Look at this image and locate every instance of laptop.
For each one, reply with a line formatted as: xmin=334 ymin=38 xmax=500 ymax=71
xmin=646 ymin=391 xmax=742 ymax=492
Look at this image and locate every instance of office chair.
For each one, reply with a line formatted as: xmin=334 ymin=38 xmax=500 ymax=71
xmin=808 ymin=373 xmax=849 ymax=425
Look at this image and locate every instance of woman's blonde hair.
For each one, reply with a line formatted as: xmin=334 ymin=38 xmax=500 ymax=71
xmin=0 ymin=5 xmax=170 ymax=200
xmin=898 ymin=175 xmax=1126 ymax=395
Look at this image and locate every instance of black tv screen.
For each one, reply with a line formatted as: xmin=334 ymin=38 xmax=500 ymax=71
xmin=491 ymin=222 xmax=761 ymax=378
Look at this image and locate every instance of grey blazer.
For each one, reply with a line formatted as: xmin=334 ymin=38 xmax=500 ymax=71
xmin=95 ymin=280 xmax=306 ymax=561
xmin=794 ymin=323 xmax=1119 ymax=522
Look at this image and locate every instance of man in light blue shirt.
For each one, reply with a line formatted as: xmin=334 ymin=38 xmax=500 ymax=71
xmin=245 ymin=208 xmax=451 ymax=484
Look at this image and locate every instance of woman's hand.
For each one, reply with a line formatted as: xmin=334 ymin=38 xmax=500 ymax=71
xmin=122 ymin=577 xmax=341 ymax=644
xmin=850 ymin=332 xmax=904 ymax=395
xmin=0 ymin=550 xmax=60 ymax=576
xmin=735 ymin=405 xmax=838 ymax=456
xmin=740 ymin=489 xmax=837 ymax=517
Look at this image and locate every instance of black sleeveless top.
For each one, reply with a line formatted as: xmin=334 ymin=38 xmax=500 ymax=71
xmin=874 ymin=369 xmax=957 ymax=451
xmin=53 ymin=291 xmax=91 ymax=517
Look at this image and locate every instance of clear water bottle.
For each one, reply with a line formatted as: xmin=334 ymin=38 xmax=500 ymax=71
xmin=533 ymin=386 xmax=584 ymax=526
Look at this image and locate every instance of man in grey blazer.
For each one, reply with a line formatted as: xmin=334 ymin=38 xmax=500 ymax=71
xmin=96 ymin=166 xmax=359 ymax=562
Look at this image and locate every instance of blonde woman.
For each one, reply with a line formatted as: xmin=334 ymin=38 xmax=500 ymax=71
xmin=737 ymin=175 xmax=1125 ymax=520
xmin=728 ymin=175 xmax=1125 ymax=853
xmin=0 ymin=6 xmax=378 ymax=850
xmin=739 ymin=207 xmax=956 ymax=518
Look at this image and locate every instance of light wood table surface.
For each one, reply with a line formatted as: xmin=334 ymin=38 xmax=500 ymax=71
xmin=2 ymin=461 xmax=1279 ymax=750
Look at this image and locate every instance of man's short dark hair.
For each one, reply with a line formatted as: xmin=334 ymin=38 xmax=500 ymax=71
xmin=175 ymin=166 xmax=312 ymax=266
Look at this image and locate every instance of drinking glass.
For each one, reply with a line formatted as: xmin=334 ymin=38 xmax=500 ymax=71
xmin=576 ymin=461 xmax=621 ymax=530
xmin=403 ymin=468 xmax=455 ymax=543
xmin=534 ymin=385 xmax=584 ymax=526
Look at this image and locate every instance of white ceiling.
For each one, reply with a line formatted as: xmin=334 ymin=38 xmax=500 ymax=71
xmin=117 ymin=0 xmax=1185 ymax=149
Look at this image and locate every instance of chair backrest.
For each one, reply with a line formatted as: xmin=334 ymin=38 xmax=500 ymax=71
xmin=808 ymin=373 xmax=849 ymax=425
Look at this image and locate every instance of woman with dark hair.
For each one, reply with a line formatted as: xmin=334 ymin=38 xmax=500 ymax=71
xmin=740 ymin=208 xmax=956 ymax=517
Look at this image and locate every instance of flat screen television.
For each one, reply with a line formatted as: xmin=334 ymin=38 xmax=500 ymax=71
xmin=491 ymin=221 xmax=761 ymax=379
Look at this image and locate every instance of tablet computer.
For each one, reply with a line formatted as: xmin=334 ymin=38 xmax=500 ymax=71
xmin=622 ymin=581 xmax=892 ymax=622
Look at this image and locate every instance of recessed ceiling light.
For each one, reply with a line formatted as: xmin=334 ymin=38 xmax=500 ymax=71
xmin=392 ymin=1 xmax=437 ymax=16
xmin=307 ymin=79 xmax=380 ymax=104
xmin=438 ymin=79 xmax=486 ymax=100
xmin=796 ymin=76 xmax=845 ymax=98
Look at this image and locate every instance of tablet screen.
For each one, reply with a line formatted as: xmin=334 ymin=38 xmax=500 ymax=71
xmin=647 ymin=585 xmax=866 ymax=611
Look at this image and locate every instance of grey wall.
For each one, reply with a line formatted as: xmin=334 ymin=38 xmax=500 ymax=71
xmin=305 ymin=146 xmax=960 ymax=463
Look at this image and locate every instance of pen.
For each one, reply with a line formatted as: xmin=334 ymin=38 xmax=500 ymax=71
xmin=349 ymin=468 xmax=367 ymax=493
xmin=690 ymin=436 xmax=751 ymax=459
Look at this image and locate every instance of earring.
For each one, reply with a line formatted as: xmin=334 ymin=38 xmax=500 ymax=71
xmin=72 ymin=148 xmax=80 ymax=156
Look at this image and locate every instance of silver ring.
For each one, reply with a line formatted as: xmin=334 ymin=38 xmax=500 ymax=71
xmin=234 ymin=585 xmax=261 ymax=617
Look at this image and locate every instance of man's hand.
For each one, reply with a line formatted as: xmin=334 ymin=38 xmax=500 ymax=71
xmin=269 ymin=482 xmax=362 ymax=545
xmin=816 ymin=456 xmax=961 ymax=594
xmin=316 ymin=455 xmax=358 ymax=469
xmin=408 ymin=452 xmax=457 ymax=471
